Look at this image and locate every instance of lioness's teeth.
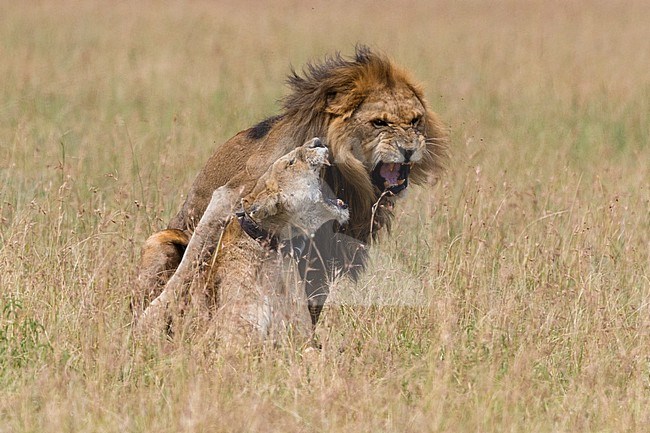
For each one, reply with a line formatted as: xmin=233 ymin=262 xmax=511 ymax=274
xmin=397 ymin=179 xmax=405 ymax=185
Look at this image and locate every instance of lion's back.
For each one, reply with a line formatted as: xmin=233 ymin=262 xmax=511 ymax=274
xmin=168 ymin=128 xmax=261 ymax=231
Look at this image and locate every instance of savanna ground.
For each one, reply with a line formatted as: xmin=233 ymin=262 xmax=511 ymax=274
xmin=1 ymin=1 xmax=649 ymax=431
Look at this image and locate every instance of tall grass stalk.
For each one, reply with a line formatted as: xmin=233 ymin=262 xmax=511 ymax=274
xmin=1 ymin=1 xmax=649 ymax=431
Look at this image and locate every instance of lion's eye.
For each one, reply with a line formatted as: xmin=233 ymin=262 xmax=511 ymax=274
xmin=410 ymin=116 xmax=421 ymax=127
xmin=371 ymin=119 xmax=388 ymax=128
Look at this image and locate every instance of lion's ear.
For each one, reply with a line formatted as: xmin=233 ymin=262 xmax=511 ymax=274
xmin=324 ymin=87 xmax=364 ymax=118
xmin=326 ymin=91 xmax=338 ymax=107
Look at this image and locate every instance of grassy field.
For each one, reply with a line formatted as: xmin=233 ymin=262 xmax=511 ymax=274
xmin=1 ymin=0 xmax=649 ymax=431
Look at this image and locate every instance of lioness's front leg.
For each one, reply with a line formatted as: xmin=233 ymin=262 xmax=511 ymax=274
xmin=134 ymin=186 xmax=239 ymax=336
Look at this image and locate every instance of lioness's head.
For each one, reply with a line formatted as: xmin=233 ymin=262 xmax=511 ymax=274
xmin=242 ymin=138 xmax=349 ymax=240
xmin=280 ymin=46 xmax=448 ymax=239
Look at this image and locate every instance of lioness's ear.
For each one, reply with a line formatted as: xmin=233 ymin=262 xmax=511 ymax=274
xmin=245 ymin=191 xmax=280 ymax=222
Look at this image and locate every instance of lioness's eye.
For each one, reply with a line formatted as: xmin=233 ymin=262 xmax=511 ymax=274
xmin=371 ymin=119 xmax=388 ymax=128
xmin=410 ymin=116 xmax=421 ymax=127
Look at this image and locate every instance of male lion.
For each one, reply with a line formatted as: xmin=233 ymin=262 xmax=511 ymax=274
xmin=134 ymin=46 xmax=448 ymax=326
xmin=135 ymin=138 xmax=349 ymax=346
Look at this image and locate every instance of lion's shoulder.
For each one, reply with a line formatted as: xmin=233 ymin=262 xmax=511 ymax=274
xmin=246 ymin=115 xmax=284 ymax=140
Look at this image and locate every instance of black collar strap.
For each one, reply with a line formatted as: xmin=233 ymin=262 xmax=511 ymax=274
xmin=235 ymin=212 xmax=307 ymax=258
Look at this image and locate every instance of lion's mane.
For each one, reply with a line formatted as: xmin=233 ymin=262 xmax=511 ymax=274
xmin=162 ymin=46 xmax=449 ymax=321
xmin=263 ymin=45 xmax=449 ymax=243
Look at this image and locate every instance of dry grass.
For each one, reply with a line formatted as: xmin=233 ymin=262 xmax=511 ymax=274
xmin=1 ymin=1 xmax=649 ymax=431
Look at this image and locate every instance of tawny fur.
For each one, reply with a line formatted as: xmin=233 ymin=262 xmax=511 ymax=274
xmin=133 ymin=187 xmax=238 ymax=333
xmin=202 ymin=217 xmax=313 ymax=347
xmin=134 ymin=46 xmax=448 ymax=325
xmin=132 ymin=228 xmax=189 ymax=319
xmin=135 ymin=140 xmax=348 ymax=346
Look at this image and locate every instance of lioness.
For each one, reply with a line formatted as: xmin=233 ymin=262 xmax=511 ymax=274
xmin=135 ymin=46 xmax=448 ymax=326
xmin=136 ymin=138 xmax=349 ymax=345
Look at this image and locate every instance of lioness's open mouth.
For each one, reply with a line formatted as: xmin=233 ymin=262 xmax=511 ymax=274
xmin=320 ymin=179 xmax=349 ymax=223
xmin=371 ymin=162 xmax=411 ymax=195
xmin=326 ymin=198 xmax=348 ymax=210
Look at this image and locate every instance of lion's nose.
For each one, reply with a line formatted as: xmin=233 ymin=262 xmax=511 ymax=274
xmin=400 ymin=148 xmax=414 ymax=163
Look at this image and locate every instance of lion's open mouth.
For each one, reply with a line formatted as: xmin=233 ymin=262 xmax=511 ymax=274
xmin=371 ymin=162 xmax=410 ymax=195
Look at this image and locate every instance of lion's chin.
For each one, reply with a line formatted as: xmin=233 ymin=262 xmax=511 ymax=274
xmin=371 ymin=162 xmax=411 ymax=195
